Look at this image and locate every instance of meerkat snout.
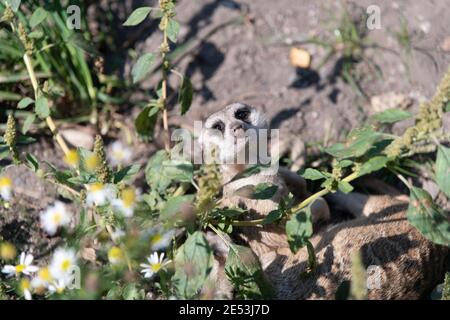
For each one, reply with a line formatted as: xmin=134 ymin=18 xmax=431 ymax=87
xmin=229 ymin=122 xmax=245 ymax=137
xmin=200 ymin=103 xmax=269 ymax=164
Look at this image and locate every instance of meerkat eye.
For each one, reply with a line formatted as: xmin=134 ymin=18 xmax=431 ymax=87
xmin=235 ymin=108 xmax=251 ymax=122
xmin=211 ymin=121 xmax=225 ymax=133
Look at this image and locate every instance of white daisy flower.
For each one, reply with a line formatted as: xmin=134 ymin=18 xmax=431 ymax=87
xmin=144 ymin=227 xmax=176 ymax=251
xmin=107 ymin=246 xmax=124 ymax=264
xmin=48 ymin=278 xmax=69 ymax=294
xmin=0 ymin=176 xmax=12 ymax=201
xmin=108 ymin=141 xmax=132 ymax=167
xmin=40 ymin=201 xmax=71 ymax=235
xmin=49 ymin=248 xmax=77 ymax=281
xmin=111 ymin=187 xmax=137 ymax=217
xmin=140 ymin=252 xmax=170 ymax=279
xmin=31 ymin=266 xmax=53 ymax=289
xmin=86 ymin=183 xmax=114 ymax=207
xmin=111 ymin=228 xmax=126 ymax=242
xmin=20 ymin=278 xmax=32 ymax=300
xmin=1 ymin=252 xmax=38 ymax=277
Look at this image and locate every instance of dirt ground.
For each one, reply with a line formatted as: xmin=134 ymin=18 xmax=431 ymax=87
xmin=2 ymin=0 xmax=450 ymax=270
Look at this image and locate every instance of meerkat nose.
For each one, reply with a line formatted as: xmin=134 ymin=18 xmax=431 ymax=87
xmin=230 ymin=123 xmax=245 ymax=136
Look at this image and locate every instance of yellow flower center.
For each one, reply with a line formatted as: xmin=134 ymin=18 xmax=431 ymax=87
xmin=150 ymin=234 xmax=162 ymax=245
xmin=64 ymin=149 xmax=79 ymax=167
xmin=89 ymin=183 xmax=104 ymax=193
xmin=85 ymin=154 xmax=99 ymax=172
xmin=0 ymin=242 xmax=17 ymax=260
xmin=0 ymin=176 xmax=12 ymax=188
xmin=121 ymin=188 xmax=136 ymax=208
xmin=113 ymin=150 xmax=125 ymax=160
xmin=61 ymin=259 xmax=71 ymax=272
xmin=151 ymin=263 xmax=162 ymax=272
xmin=20 ymin=278 xmax=30 ymax=290
xmin=52 ymin=212 xmax=62 ymax=224
xmin=108 ymin=247 xmax=123 ymax=262
xmin=38 ymin=267 xmax=51 ymax=281
xmin=15 ymin=264 xmax=26 ymax=273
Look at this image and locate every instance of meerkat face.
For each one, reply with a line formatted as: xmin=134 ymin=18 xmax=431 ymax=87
xmin=200 ymin=103 xmax=268 ymax=164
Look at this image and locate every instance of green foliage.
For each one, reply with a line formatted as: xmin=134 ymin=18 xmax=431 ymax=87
xmin=172 ymin=231 xmax=214 ymax=299
xmin=178 ymin=75 xmax=193 ymax=115
xmin=17 ymin=97 xmax=34 ymax=109
xmin=34 ymin=94 xmax=49 ymax=119
xmin=406 ymin=187 xmax=450 ymax=246
xmin=29 ymin=7 xmax=48 ymax=29
xmin=372 ymin=108 xmax=412 ymax=124
xmin=234 ymin=183 xmax=278 ymax=200
xmin=135 ymin=106 xmax=159 ymax=137
xmin=0 ymin=0 xmax=449 ymax=303
xmin=123 ymin=7 xmax=152 ymax=26
xmin=286 ymin=206 xmax=313 ymax=253
xmin=325 ymin=127 xmax=383 ymax=159
xmin=132 ymin=53 xmax=155 ymax=84
xmin=435 ymin=145 xmax=450 ymax=198
xmin=225 ymin=244 xmax=274 ymax=299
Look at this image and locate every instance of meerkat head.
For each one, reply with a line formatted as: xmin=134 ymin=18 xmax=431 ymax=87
xmin=199 ymin=103 xmax=268 ymax=165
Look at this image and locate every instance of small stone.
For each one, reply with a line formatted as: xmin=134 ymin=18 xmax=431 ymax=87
xmin=289 ymin=47 xmax=312 ymax=69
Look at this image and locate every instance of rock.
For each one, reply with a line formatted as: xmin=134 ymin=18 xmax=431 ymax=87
xmin=289 ymin=47 xmax=311 ymax=69
xmin=370 ymin=92 xmax=412 ymax=114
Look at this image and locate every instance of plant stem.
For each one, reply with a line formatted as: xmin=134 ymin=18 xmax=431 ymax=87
xmin=23 ymin=53 xmax=70 ymax=155
xmin=229 ymin=171 xmax=360 ymax=227
xmin=161 ymin=29 xmax=170 ymax=152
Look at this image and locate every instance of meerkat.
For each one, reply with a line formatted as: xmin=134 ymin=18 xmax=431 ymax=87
xmin=200 ymin=103 xmax=448 ymax=299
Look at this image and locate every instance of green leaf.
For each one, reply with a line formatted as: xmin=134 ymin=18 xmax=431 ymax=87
xmin=339 ymin=160 xmax=354 ymax=168
xmin=4 ymin=0 xmax=21 ymax=12
xmin=29 ymin=8 xmax=48 ymax=29
xmin=145 ymin=150 xmax=171 ymax=192
xmin=435 ymin=145 xmax=450 ymax=198
xmin=302 ymin=168 xmax=328 ymax=180
xmin=166 ymin=19 xmax=180 ymax=43
xmin=0 ymin=146 xmax=9 ymax=161
xmin=372 ymin=108 xmax=412 ymax=124
xmin=28 ymin=30 xmax=43 ymax=39
xmin=445 ymin=101 xmax=450 ymax=113
xmin=173 ymin=231 xmax=214 ymax=299
xmin=225 ymin=244 xmax=274 ymax=299
xmin=234 ymin=183 xmax=278 ymax=200
xmin=35 ymin=95 xmax=50 ymax=119
xmin=17 ymin=97 xmax=34 ymax=109
xmin=229 ymin=164 xmax=271 ymax=183
xmin=262 ymin=209 xmax=283 ymax=225
xmin=25 ymin=153 xmax=39 ymax=171
xmin=407 ymin=187 xmax=450 ymax=246
xmin=160 ymin=195 xmax=195 ymax=225
xmin=21 ymin=113 xmax=35 ymax=135
xmin=122 ymin=284 xmax=145 ymax=300
xmin=123 ymin=7 xmax=152 ymax=26
xmin=135 ymin=106 xmax=158 ymax=137
xmin=210 ymin=207 xmax=245 ymax=219
xmin=132 ymin=53 xmax=155 ymax=83
xmin=67 ymin=33 xmax=100 ymax=56
xmin=162 ymin=159 xmax=193 ymax=183
xmin=338 ymin=180 xmax=354 ymax=193
xmin=16 ymin=135 xmax=35 ymax=144
xmin=286 ymin=206 xmax=313 ymax=253
xmin=325 ymin=127 xmax=381 ymax=159
xmin=358 ymin=156 xmax=388 ymax=176
xmin=113 ymin=164 xmax=141 ymax=183
xmin=178 ymin=75 xmax=193 ymax=115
